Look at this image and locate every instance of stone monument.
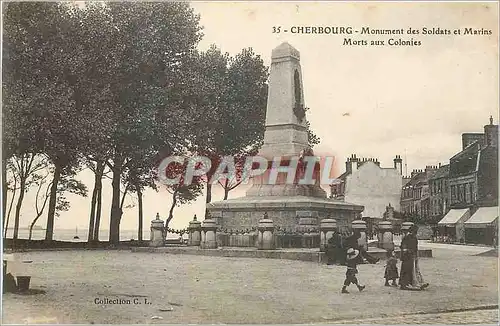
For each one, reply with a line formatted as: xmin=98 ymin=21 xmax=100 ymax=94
xmin=207 ymin=42 xmax=364 ymax=230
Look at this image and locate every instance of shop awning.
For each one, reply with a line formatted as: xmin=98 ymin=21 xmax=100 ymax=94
xmin=438 ymin=208 xmax=470 ymax=226
xmin=465 ymin=206 xmax=499 ymax=228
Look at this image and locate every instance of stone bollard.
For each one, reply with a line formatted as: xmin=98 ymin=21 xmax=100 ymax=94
xmin=296 ymin=211 xmax=319 ymax=248
xmin=150 ymin=213 xmax=165 ymax=247
xmin=200 ymin=219 xmax=218 ymax=249
xmin=319 ymin=219 xmax=337 ymax=252
xmin=351 ymin=220 xmax=368 ymax=251
xmin=188 ymin=215 xmax=202 ymax=246
xmin=378 ymin=221 xmax=394 ymax=251
xmin=257 ymin=218 xmax=276 ymax=250
xmin=401 ymin=222 xmax=414 ymax=233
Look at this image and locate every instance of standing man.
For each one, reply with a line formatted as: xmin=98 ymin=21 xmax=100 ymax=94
xmin=335 ymin=230 xmax=347 ymax=265
xmin=325 ymin=234 xmax=337 ymax=265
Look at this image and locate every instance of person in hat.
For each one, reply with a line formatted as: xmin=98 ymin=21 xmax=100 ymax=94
xmin=345 ymin=230 xmax=380 ymax=264
xmin=341 ymin=248 xmax=366 ymax=294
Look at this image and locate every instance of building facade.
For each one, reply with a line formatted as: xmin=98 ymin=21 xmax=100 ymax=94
xmin=429 ymin=164 xmax=450 ymax=224
xmin=330 ymin=154 xmax=403 ymax=219
xmin=448 ymin=117 xmax=498 ymax=210
xmin=400 ymin=166 xmax=438 ymax=223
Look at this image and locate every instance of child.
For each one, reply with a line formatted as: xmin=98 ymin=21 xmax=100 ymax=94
xmin=384 ymin=250 xmax=399 ymax=287
xmin=341 ymin=248 xmax=366 ymax=294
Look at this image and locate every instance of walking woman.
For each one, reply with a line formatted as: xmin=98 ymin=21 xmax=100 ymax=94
xmin=400 ymin=224 xmax=429 ymax=290
xmin=399 ymin=226 xmax=412 ymax=289
xmin=409 ymin=224 xmax=429 ymax=290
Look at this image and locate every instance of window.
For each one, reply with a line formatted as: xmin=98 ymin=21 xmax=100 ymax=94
xmin=464 ymin=184 xmax=468 ymax=203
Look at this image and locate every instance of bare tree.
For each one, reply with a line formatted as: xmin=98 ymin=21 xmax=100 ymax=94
xmin=3 ymin=165 xmax=20 ymax=238
xmin=10 ymin=154 xmax=49 ymax=241
xmin=28 ymin=172 xmax=52 ymax=240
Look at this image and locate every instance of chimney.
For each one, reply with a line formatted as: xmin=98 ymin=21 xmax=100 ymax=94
xmin=345 ymin=157 xmax=351 ymax=174
xmin=425 ymin=165 xmax=437 ymax=174
xmin=484 ymin=115 xmax=498 ymax=147
xmin=351 ymin=154 xmax=359 ymax=172
xmin=394 ymin=155 xmax=403 ymax=174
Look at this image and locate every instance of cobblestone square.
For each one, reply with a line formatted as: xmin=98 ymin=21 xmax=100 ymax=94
xmin=2 ymin=244 xmax=498 ymax=324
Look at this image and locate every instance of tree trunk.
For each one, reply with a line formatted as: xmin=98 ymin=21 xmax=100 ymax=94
xmin=109 ymin=158 xmax=123 ymax=245
xmin=93 ymin=183 xmax=103 ymax=241
xmin=166 ymin=190 xmax=177 ymax=230
xmin=223 ymin=179 xmax=230 ymax=200
xmin=45 ymin=163 xmax=62 ymax=241
xmin=12 ymin=180 xmax=26 ymax=240
xmin=2 ymin=157 xmax=7 ymax=228
xmin=205 ymin=183 xmax=212 ymax=217
xmin=87 ymin=176 xmax=98 ymax=242
xmin=137 ymin=188 xmax=143 ymax=242
xmin=120 ymin=183 xmax=129 ymax=211
xmin=30 ymin=178 xmax=50 ymax=241
xmin=88 ymin=161 xmax=105 ymax=242
xmin=3 ymin=176 xmax=17 ymax=239
xmin=28 ymin=214 xmax=43 ymax=241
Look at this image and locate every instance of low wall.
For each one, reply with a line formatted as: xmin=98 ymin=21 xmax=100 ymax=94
xmin=132 ymin=246 xmax=432 ymax=263
xmin=216 ymin=233 xmax=320 ymax=249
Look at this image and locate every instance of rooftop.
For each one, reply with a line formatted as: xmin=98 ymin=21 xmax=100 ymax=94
xmin=429 ymin=164 xmax=450 ymax=180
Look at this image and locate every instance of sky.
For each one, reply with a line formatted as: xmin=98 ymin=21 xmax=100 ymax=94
xmin=6 ymin=1 xmax=499 ymax=237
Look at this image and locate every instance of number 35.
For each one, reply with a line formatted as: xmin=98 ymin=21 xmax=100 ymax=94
xmin=272 ymin=26 xmax=281 ymax=33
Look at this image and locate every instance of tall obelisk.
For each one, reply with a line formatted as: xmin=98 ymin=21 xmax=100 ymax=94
xmin=258 ymin=42 xmax=309 ymax=158
xmin=246 ymin=42 xmax=326 ymax=198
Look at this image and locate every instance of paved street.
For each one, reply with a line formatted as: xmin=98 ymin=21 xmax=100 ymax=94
xmin=2 ymin=244 xmax=498 ymax=324
xmin=329 ymin=308 xmax=499 ymax=324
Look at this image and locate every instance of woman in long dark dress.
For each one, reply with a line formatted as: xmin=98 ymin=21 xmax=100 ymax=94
xmin=399 ymin=230 xmax=413 ymax=289
xmin=400 ymin=225 xmax=429 ymax=290
xmin=409 ymin=225 xmax=429 ymax=289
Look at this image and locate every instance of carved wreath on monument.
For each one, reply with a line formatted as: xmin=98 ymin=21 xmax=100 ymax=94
xmin=293 ymin=70 xmax=306 ymax=122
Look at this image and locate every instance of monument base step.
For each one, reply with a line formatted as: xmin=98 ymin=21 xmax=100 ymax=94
xmin=132 ymin=246 xmax=432 ymax=263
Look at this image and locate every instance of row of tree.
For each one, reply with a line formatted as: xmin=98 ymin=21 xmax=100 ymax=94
xmin=2 ymin=2 xmax=319 ymax=245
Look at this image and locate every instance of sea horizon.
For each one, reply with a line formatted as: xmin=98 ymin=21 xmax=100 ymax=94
xmin=3 ymin=227 xmax=185 ymax=242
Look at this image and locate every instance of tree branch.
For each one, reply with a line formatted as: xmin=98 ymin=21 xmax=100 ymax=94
xmin=120 ymin=182 xmax=129 ymax=210
xmin=228 ymin=180 xmax=243 ymax=191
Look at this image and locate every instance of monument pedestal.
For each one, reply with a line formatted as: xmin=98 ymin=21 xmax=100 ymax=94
xmin=207 ymin=196 xmax=362 ymax=230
